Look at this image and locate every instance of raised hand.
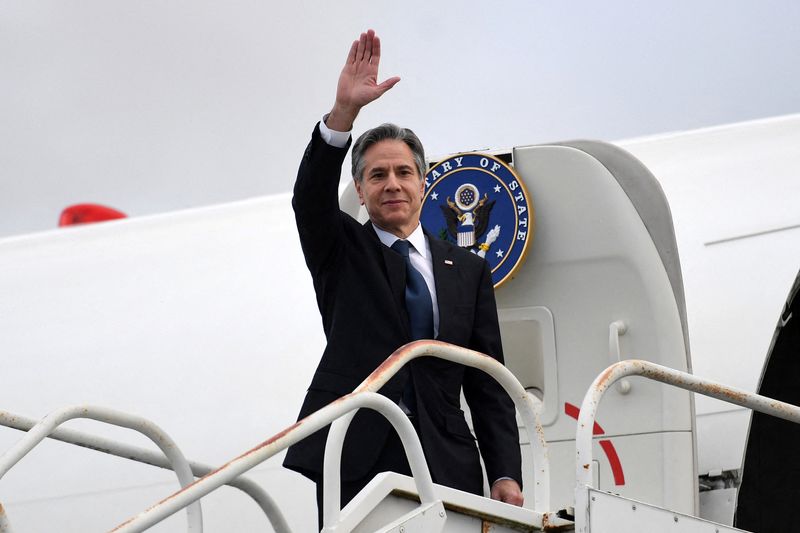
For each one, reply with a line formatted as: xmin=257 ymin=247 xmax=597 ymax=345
xmin=326 ymin=29 xmax=401 ymax=132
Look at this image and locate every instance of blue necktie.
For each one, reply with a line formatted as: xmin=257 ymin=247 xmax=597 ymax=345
xmin=391 ymin=239 xmax=434 ymax=415
xmin=391 ymin=240 xmax=434 ymax=341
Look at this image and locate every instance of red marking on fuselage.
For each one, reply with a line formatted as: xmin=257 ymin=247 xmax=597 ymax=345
xmin=599 ymin=439 xmax=626 ymax=485
xmin=564 ymin=402 xmax=606 ymax=435
xmin=564 ymin=402 xmax=626 ymax=486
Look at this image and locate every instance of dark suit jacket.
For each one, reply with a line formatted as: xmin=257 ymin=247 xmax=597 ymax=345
xmin=283 ymin=124 xmax=522 ymax=495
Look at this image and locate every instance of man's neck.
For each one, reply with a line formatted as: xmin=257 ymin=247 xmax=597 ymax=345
xmin=372 ymin=221 xmax=425 ymax=249
xmin=371 ymin=220 xmax=420 ymax=240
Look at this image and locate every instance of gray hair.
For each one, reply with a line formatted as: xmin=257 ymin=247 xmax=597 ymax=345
xmin=351 ymin=123 xmax=426 ymax=182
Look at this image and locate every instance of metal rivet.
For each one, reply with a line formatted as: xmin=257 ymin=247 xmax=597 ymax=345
xmin=673 ymin=516 xmax=678 ymax=523
xmin=399 ymin=528 xmax=405 ymax=533
xmin=632 ymin=504 xmax=636 ymax=511
xmin=591 ymin=496 xmax=596 ymax=501
xmin=439 ymin=511 xmax=445 ymax=518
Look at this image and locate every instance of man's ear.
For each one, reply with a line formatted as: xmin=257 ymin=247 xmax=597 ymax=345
xmin=354 ymin=179 xmax=364 ymax=205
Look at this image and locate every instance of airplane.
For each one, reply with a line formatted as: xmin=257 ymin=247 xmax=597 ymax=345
xmin=0 ymin=112 xmax=798 ymax=531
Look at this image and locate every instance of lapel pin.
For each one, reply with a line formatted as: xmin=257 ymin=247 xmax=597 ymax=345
xmin=444 ymin=259 xmax=453 ymax=265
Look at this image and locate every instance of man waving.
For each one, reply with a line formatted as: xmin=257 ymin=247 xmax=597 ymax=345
xmin=283 ymin=29 xmax=523 ymax=522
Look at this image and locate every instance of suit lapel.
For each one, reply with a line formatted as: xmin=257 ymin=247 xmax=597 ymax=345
xmin=428 ymin=232 xmax=458 ymax=340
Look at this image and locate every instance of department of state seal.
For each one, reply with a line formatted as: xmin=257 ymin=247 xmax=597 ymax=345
xmin=421 ymin=153 xmax=534 ymax=288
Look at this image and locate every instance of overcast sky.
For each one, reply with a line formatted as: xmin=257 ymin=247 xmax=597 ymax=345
xmin=2 ymin=0 xmax=799 ymax=238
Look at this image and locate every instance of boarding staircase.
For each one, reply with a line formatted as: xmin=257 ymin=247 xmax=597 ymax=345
xmin=2 ymin=340 xmax=797 ymax=532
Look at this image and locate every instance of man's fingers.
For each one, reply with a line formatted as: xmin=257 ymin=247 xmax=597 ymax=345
xmin=371 ymin=33 xmax=381 ymax=64
xmin=364 ymin=29 xmax=375 ymax=61
xmin=356 ymin=31 xmax=367 ymax=61
xmin=503 ymin=492 xmax=525 ymax=506
xmin=346 ymin=40 xmax=358 ymax=65
xmin=490 ymin=479 xmax=524 ymax=507
xmin=377 ymin=76 xmax=401 ymax=94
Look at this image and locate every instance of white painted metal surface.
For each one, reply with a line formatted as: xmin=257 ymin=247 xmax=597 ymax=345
xmin=0 ymin=405 xmax=202 ymax=533
xmin=496 ymin=305 xmax=559 ymax=425
xmin=574 ymin=360 xmax=800 ymax=491
xmin=321 ymin=397 xmax=437 ymax=532
xmin=574 ymin=359 xmax=800 ymax=532
xmin=0 ymin=409 xmax=291 ymax=533
xmin=699 ymin=489 xmax=737 ymax=527
xmin=499 ymin=142 xmax=694 ymax=514
xmin=621 ymin=114 xmax=800 ymax=479
xmin=608 ymin=321 xmax=631 ymax=394
xmin=369 ymin=501 xmax=446 ymax=533
xmin=584 ymin=488 xmax=745 ymax=533
xmin=341 ymin=472 xmax=572 ymax=532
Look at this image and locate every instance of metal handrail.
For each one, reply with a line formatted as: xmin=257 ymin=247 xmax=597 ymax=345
xmin=109 ymin=340 xmax=550 ymax=532
xmin=574 ymin=359 xmax=800 ymax=530
xmin=321 ymin=397 xmax=435 ymax=531
xmin=0 ymin=405 xmax=202 ymax=532
xmin=109 ymin=392 xmax=422 ymax=532
xmin=325 ymin=340 xmax=551 ymax=512
xmin=0 ymin=409 xmax=291 ymax=533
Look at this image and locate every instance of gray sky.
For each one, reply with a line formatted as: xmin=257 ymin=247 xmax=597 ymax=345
xmin=2 ymin=0 xmax=799 ymax=238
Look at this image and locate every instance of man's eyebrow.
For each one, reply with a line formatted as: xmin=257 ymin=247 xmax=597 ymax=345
xmin=368 ymin=163 xmax=415 ymax=176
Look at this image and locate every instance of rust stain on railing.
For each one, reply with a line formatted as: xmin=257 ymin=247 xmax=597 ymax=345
xmin=110 ymin=340 xmax=551 ymax=531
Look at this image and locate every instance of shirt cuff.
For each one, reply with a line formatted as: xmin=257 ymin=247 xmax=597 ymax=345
xmin=319 ymin=114 xmax=351 ymax=148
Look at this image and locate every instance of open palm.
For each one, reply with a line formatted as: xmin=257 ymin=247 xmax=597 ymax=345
xmin=331 ymin=30 xmax=400 ymax=128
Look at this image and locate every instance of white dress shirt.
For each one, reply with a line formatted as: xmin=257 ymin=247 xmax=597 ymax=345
xmin=319 ymin=115 xmax=351 ymax=148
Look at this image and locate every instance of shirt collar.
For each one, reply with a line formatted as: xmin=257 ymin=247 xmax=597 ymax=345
xmin=372 ymin=222 xmax=429 ymax=259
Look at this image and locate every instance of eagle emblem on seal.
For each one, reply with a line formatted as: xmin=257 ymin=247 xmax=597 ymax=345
xmin=441 ymin=183 xmax=496 ymax=249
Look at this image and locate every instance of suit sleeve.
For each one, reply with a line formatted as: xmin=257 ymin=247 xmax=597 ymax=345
xmin=292 ymin=123 xmax=352 ymax=278
xmin=462 ymin=260 xmax=523 ymax=487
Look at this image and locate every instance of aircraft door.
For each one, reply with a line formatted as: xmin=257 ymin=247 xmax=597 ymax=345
xmin=495 ymin=141 xmax=696 ymax=514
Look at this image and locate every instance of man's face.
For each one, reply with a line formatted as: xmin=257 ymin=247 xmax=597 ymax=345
xmin=355 ymin=139 xmax=425 ymax=238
